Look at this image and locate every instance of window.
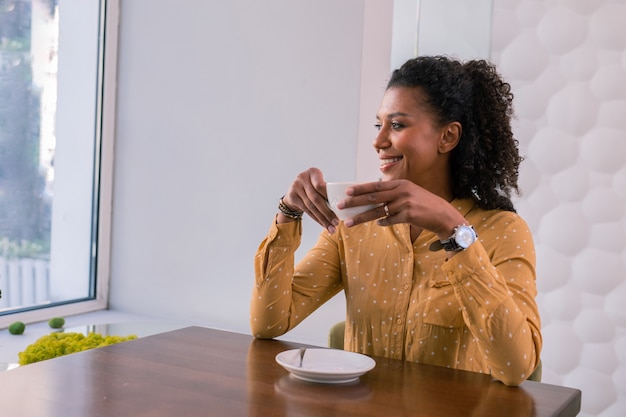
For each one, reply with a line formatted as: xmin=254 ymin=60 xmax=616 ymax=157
xmin=0 ymin=0 xmax=117 ymax=325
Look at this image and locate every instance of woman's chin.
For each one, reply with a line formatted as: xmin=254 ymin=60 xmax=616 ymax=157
xmin=379 ymin=172 xmax=403 ymax=182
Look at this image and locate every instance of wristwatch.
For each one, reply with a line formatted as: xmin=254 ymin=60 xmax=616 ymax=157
xmin=430 ymin=225 xmax=478 ymax=252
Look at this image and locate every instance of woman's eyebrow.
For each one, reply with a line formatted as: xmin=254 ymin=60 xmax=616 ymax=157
xmin=376 ymin=111 xmax=411 ymax=120
xmin=386 ymin=112 xmax=410 ymax=118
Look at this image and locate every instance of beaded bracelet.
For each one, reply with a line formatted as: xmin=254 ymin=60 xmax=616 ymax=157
xmin=278 ymin=196 xmax=304 ymax=220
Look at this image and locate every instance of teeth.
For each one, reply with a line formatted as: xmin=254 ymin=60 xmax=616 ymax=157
xmin=380 ymin=157 xmax=402 ymax=165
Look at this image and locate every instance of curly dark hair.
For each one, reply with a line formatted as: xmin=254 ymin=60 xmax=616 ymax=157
xmin=387 ymin=55 xmax=522 ymax=212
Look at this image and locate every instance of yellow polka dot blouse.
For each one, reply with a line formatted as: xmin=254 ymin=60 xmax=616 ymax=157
xmin=251 ymin=198 xmax=542 ymax=386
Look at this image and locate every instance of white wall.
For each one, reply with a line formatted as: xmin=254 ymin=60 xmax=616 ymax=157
xmin=109 ymin=0 xmax=393 ymax=344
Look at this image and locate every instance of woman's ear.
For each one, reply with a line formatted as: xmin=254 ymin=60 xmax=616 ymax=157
xmin=438 ymin=121 xmax=462 ymax=154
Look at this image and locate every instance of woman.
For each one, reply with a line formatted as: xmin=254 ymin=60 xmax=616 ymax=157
xmin=251 ymin=55 xmax=541 ymax=386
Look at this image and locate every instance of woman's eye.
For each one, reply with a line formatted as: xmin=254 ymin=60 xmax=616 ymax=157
xmin=375 ymin=121 xmax=404 ymax=130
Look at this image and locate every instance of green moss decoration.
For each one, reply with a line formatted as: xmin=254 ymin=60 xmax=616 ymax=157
xmin=8 ymin=321 xmax=26 ymax=335
xmin=48 ymin=317 xmax=65 ymax=329
xmin=18 ymin=332 xmax=137 ymax=365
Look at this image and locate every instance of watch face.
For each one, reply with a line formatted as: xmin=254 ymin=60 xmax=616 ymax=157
xmin=455 ymin=225 xmax=476 ymax=249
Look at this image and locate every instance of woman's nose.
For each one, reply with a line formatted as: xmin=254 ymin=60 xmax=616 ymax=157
xmin=373 ymin=129 xmax=391 ymax=152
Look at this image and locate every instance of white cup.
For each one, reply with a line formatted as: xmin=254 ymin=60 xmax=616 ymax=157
xmin=326 ymin=182 xmax=381 ymax=221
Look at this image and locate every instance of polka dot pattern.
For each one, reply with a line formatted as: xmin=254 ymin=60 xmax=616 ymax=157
xmin=251 ymin=199 xmax=541 ymax=386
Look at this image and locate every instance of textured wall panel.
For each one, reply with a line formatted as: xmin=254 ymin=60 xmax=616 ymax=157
xmin=492 ymin=1 xmax=626 ymax=416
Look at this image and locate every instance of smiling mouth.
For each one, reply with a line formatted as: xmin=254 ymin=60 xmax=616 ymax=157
xmin=380 ymin=156 xmax=403 ymax=167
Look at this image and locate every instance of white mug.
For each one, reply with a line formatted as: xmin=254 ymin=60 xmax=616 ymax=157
xmin=326 ymin=182 xmax=381 ymax=221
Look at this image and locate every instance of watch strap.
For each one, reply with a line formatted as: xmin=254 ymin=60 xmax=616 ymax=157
xmin=440 ymin=237 xmax=462 ymax=251
xmin=429 ymin=239 xmax=457 ymax=251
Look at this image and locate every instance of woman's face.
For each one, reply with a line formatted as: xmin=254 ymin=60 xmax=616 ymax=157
xmin=373 ymin=86 xmax=452 ymax=190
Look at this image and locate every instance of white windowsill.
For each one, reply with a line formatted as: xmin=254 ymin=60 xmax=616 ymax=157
xmin=0 ymin=310 xmax=194 ymax=365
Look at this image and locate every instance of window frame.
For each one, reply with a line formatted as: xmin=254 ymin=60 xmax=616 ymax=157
xmin=0 ymin=0 xmax=118 ymax=327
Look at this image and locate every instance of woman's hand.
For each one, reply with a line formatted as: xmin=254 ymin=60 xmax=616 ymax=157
xmin=280 ymin=167 xmax=340 ymax=233
xmin=338 ymin=179 xmax=466 ymax=239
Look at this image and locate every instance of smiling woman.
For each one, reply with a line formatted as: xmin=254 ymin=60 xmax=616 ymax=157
xmin=0 ymin=0 xmax=118 ymax=325
xmin=252 ymin=55 xmax=541 ymax=387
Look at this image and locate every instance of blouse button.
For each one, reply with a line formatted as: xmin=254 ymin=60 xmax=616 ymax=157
xmin=396 ymin=318 xmax=403 ymax=325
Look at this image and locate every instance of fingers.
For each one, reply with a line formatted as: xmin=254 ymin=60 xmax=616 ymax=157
xmin=283 ymin=168 xmax=339 ymax=233
xmin=309 ymin=168 xmax=327 ymax=198
xmin=341 ymin=180 xmax=408 ymax=227
xmin=345 ymin=179 xmax=387 ymax=196
xmin=339 ymin=180 xmax=391 ymax=211
xmin=344 ymin=202 xmax=391 ymax=228
xmin=301 ymin=189 xmax=339 ymax=233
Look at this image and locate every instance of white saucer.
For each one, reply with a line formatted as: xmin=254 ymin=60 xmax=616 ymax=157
xmin=275 ymin=348 xmax=376 ymax=384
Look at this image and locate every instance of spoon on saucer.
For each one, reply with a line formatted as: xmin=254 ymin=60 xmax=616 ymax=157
xmin=298 ymin=348 xmax=306 ymax=367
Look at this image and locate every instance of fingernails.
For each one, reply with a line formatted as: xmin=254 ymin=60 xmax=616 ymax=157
xmin=344 ymin=219 xmax=354 ymax=227
xmin=327 ymin=225 xmax=336 ymax=234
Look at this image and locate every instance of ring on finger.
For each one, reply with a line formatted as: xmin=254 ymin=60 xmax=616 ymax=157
xmin=383 ymin=204 xmax=390 ymax=217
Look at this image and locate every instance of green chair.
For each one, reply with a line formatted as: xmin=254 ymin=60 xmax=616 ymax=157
xmin=328 ymin=321 xmax=346 ymax=350
xmin=327 ymin=321 xmax=542 ymax=381
xmin=528 ymin=360 xmax=542 ymax=382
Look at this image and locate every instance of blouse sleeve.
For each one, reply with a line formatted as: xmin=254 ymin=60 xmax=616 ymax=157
xmin=442 ymin=212 xmax=542 ymax=386
xmin=250 ymin=217 xmax=343 ymax=338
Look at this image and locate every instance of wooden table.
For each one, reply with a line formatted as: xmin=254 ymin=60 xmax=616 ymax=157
xmin=0 ymin=326 xmax=581 ymax=417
